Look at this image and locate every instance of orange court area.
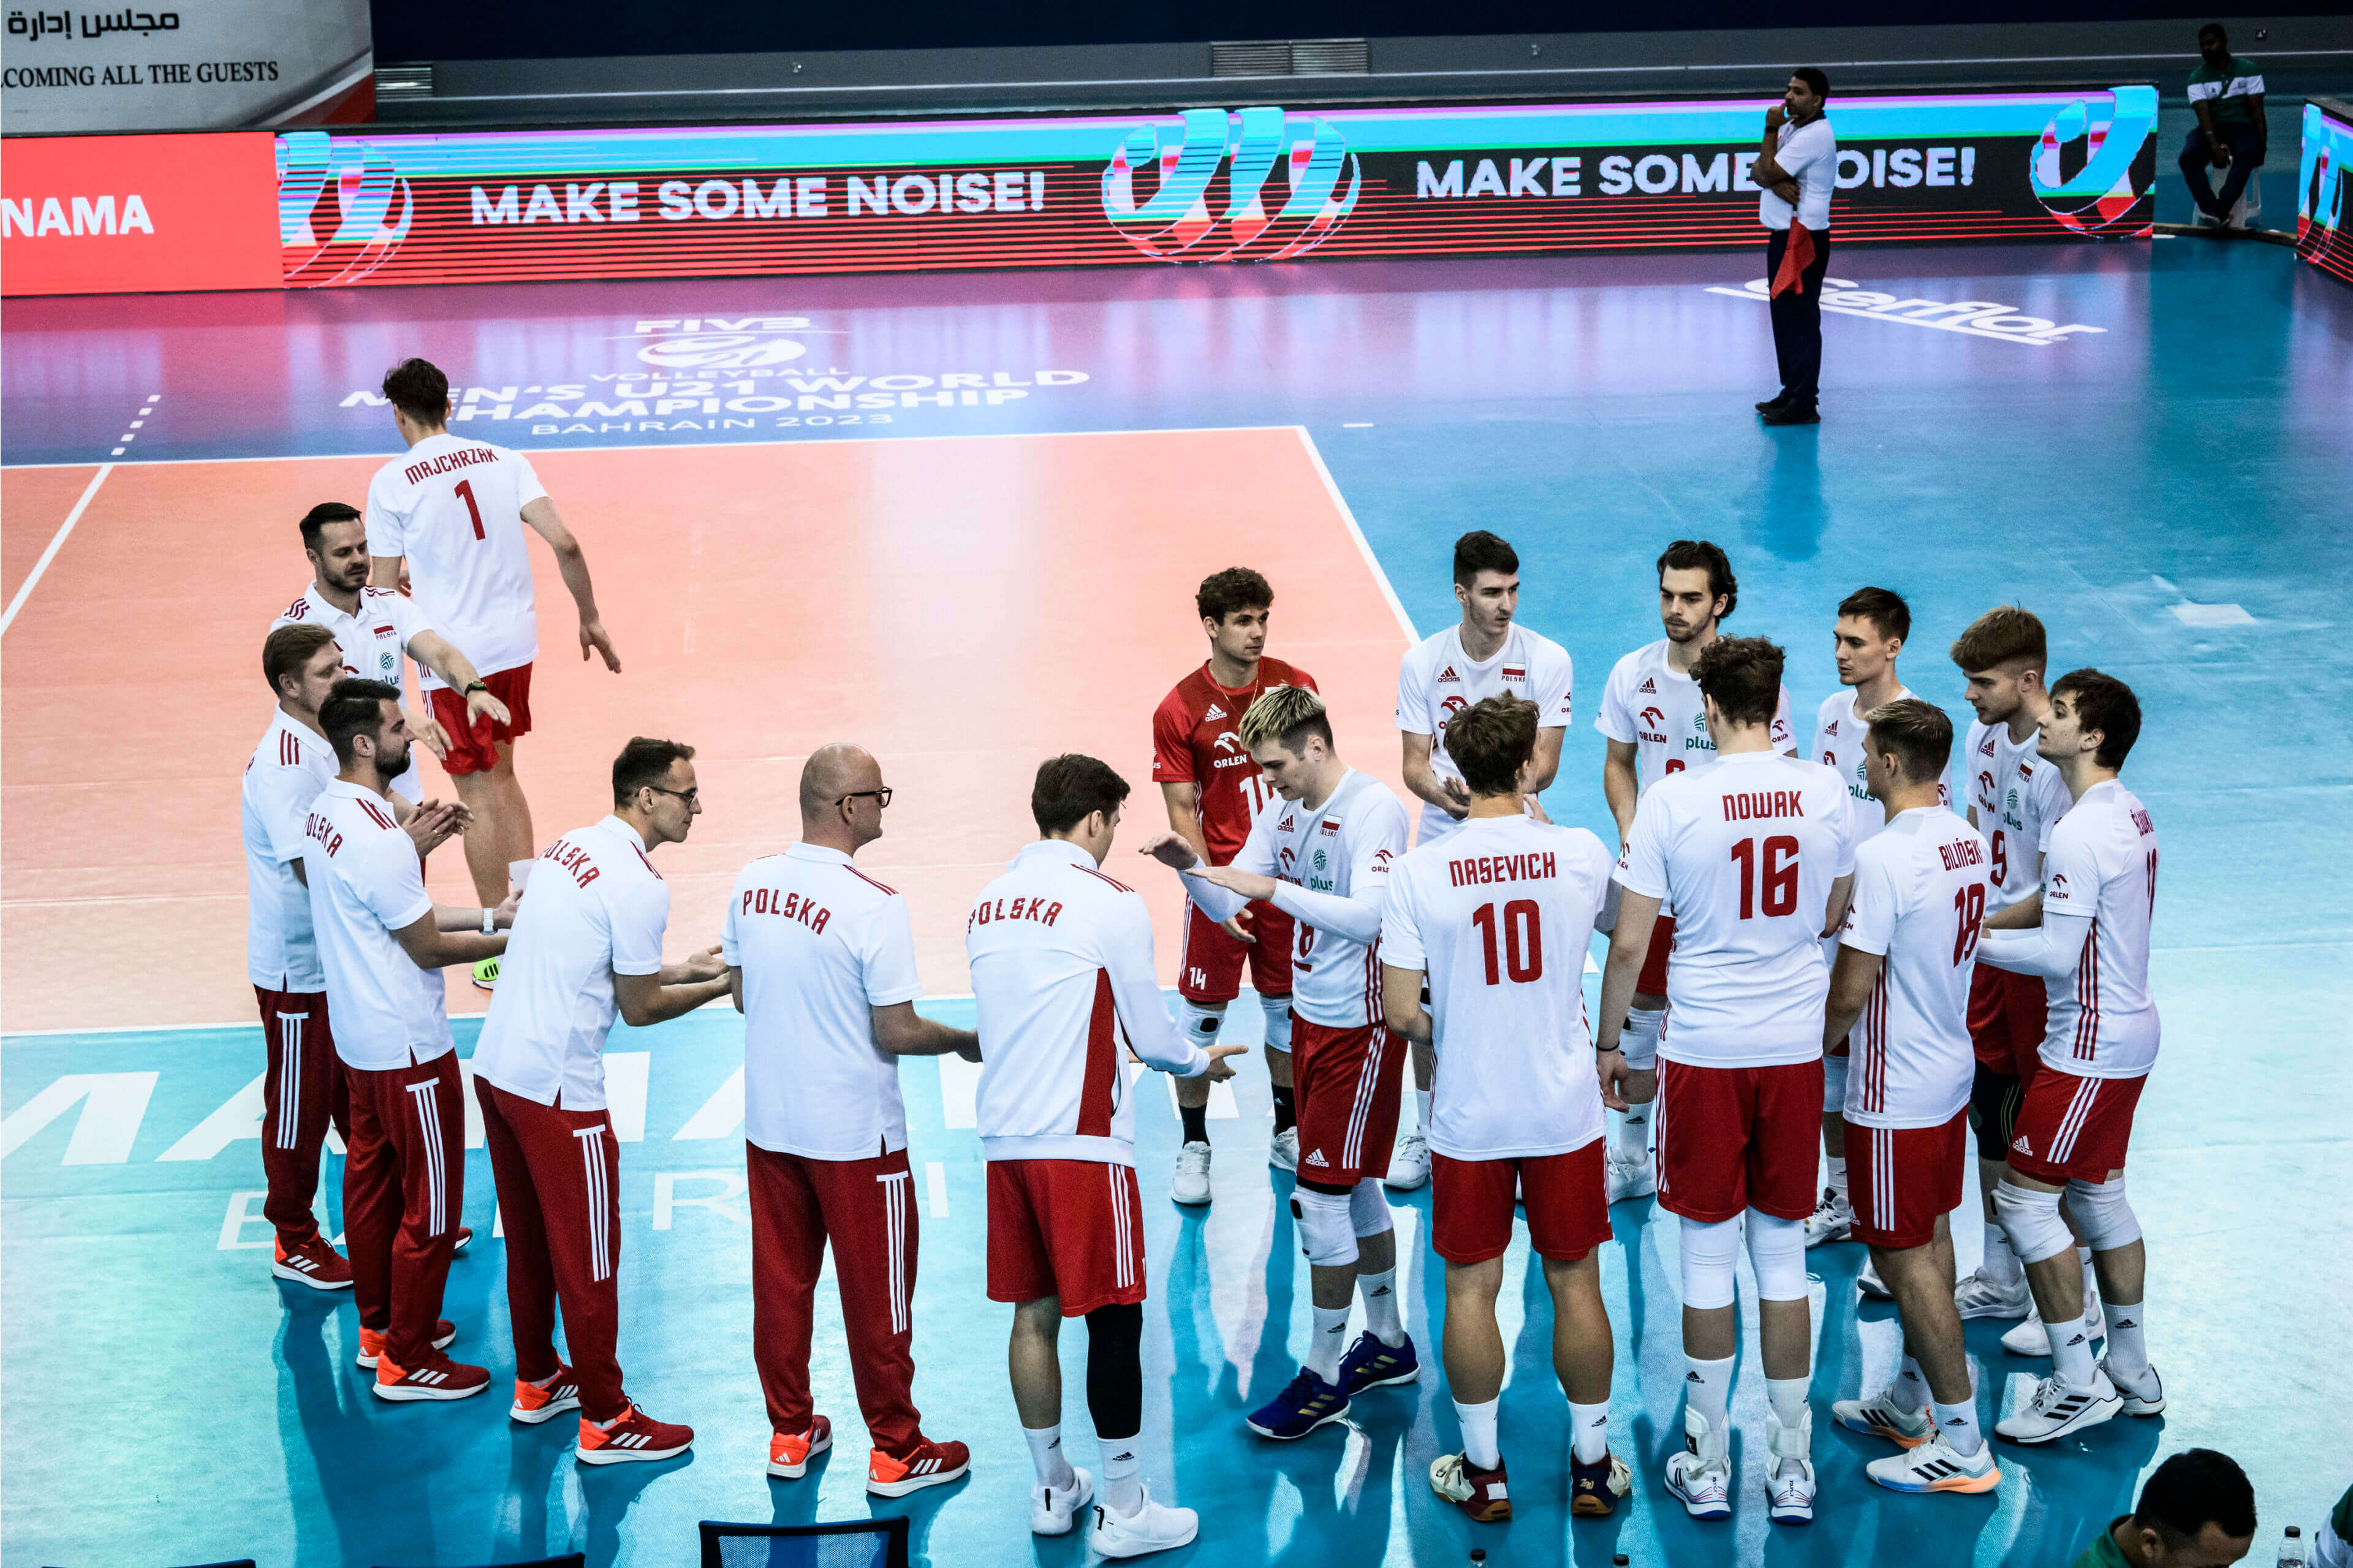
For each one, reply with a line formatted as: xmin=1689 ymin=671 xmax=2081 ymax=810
xmin=0 ymin=426 xmax=1414 ymax=1032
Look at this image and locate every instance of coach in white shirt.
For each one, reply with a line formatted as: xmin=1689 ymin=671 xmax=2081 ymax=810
xmin=1753 ymin=67 xmax=1837 ymax=425
xmin=727 ymin=743 xmax=979 ymax=1496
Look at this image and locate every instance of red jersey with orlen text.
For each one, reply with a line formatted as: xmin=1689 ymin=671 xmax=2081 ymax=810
xmin=1151 ymin=659 xmax=1317 ymax=864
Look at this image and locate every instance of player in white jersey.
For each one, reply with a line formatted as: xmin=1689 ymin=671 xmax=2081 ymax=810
xmin=1979 ymin=672 xmax=2165 ymax=1446
xmin=1143 ymin=685 xmax=1419 ymax=1442
xmin=366 ymin=357 xmax=620 ymax=965
xmin=472 ymin=738 xmax=728 ymax=1464
xmin=1596 ymin=637 xmax=1857 ymax=1526
xmin=1947 ymin=606 xmax=2078 ymax=1324
xmin=1379 ymin=697 xmax=1632 ymax=1525
xmin=1594 ymin=540 xmax=1795 ymax=1204
xmin=273 ymin=501 xmax=512 ymax=806
xmin=1390 ymin=529 xmax=1574 ymax=1192
xmin=1805 ymin=586 xmax=1954 ymax=1249
xmin=304 ymin=681 xmax=514 ymax=1403
xmin=969 ymin=755 xmax=1241 ymax=1558
xmin=1818 ymin=700 xmax=2001 ymax=1496
xmin=727 ymin=744 xmax=978 ymax=1495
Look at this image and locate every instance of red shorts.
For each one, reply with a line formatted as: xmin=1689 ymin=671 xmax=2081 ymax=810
xmin=425 ymin=663 xmax=533 ymax=776
xmin=1637 ymin=913 xmax=1677 ymax=998
xmin=1177 ymin=898 xmax=1295 ymax=1006
xmin=1655 ymin=1057 xmax=1824 ymax=1223
xmin=1968 ymin=963 xmax=2049 ymax=1081
xmin=1847 ymin=1111 xmax=1967 ymax=1249
xmin=1292 ymin=1020 xmax=1405 ymax=1187
xmin=985 ymin=1159 xmax=1145 ymax=1317
xmin=1431 ymin=1139 xmax=1612 ymax=1263
xmin=2007 ymin=1069 xmax=2145 ymax=1184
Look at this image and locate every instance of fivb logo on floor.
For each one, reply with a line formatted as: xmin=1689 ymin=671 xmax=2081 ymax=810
xmin=1102 ymin=107 xmax=1361 ymax=261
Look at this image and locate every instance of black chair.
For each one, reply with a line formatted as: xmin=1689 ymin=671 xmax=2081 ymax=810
xmin=698 ymin=1518 xmax=909 ymax=1568
xmin=377 ymin=1558 xmax=583 ymax=1568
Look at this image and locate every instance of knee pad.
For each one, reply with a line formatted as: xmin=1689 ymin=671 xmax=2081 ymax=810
xmin=1620 ymin=1006 xmax=1662 ymax=1072
xmin=1349 ymin=1176 xmax=1393 ymax=1239
xmin=1745 ymin=1208 xmax=1808 ymax=1302
xmin=1084 ymin=1302 xmax=1145 ymax=1442
xmin=1821 ymin=1051 xmax=1849 ymax=1113
xmin=1678 ymin=1215 xmax=1742 ymax=1311
xmin=1290 ymin=1186 xmax=1359 ymax=1268
xmin=1993 ymin=1180 xmax=2074 ymax=1267
xmin=1259 ymin=993 xmax=1292 ymax=1053
xmin=2064 ymin=1176 xmax=2142 ymax=1252
xmin=1176 ymin=999 xmax=1227 ymax=1048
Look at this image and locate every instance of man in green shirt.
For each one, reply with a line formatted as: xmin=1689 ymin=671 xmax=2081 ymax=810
xmin=2180 ymin=23 xmax=2269 ymax=226
xmin=2073 ymin=1448 xmax=2257 ymax=1568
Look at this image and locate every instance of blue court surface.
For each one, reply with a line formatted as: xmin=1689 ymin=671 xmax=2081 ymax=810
xmin=4 ymin=234 xmax=2351 ymax=1567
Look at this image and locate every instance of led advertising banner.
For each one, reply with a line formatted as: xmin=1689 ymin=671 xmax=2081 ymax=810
xmin=0 ymin=131 xmax=281 ymax=295
xmin=276 ymin=87 xmax=2157 ymax=290
xmin=2297 ymin=97 xmax=2353 ymax=286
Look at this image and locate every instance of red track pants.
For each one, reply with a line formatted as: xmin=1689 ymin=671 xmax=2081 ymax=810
xmin=254 ymin=985 xmax=350 ymax=1246
xmin=343 ymin=1051 xmax=464 ymax=1366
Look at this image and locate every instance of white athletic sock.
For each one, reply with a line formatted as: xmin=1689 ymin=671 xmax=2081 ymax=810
xmin=1101 ymin=1442 xmax=1143 ymax=1515
xmin=1982 ymin=1219 xmax=2021 ymax=1283
xmin=2050 ymin=1312 xmax=2100 ymax=1388
xmin=1893 ymin=1355 xmax=1931 ymax=1411
xmin=1765 ymin=1377 xmax=1811 ymax=1445
xmin=1569 ymin=1399 xmax=1610 ymax=1465
xmin=1454 ymin=1396 xmax=1501 ymax=1470
xmin=1357 ymin=1267 xmax=1405 ymax=1346
xmin=1023 ymin=1423 xmax=1075 ymax=1491
xmin=1414 ymin=1087 xmax=1433 ymax=1135
xmin=1826 ymin=1156 xmax=1848 ymax=1203
xmin=1684 ymin=1354 xmax=1734 ymax=1434
xmin=1305 ymin=1303 xmax=1351 ymax=1382
xmin=1931 ymin=1396 xmax=1985 ymax=1457
xmin=2103 ymin=1300 xmax=2149 ymax=1375
xmin=1611 ymin=1103 xmax=1651 ymax=1159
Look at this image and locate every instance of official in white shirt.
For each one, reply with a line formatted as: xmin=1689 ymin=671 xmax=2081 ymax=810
xmin=1753 ymin=67 xmax=1838 ymax=425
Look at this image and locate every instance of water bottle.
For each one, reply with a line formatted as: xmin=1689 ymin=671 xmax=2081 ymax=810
xmin=2279 ymin=1525 xmax=2306 ymax=1568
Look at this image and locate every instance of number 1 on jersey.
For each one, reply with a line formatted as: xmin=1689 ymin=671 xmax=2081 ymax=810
xmin=454 ymin=477 xmax=485 ymax=540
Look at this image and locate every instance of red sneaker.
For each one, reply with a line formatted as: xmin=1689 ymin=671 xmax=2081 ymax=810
xmin=355 ymin=1321 xmax=456 ymax=1368
xmin=510 ymin=1364 xmax=583 ymax=1425
xmin=373 ymin=1353 xmax=490 ymax=1402
xmin=767 ymin=1415 xmax=833 ymax=1479
xmin=271 ymin=1236 xmax=353 ymax=1291
xmin=866 ymin=1437 xmax=970 ymax=1497
xmin=577 ymin=1403 xmax=694 ymax=1465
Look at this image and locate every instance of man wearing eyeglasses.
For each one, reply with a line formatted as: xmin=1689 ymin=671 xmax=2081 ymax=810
xmin=471 ymin=736 xmax=730 ymax=1464
xmin=727 ymin=743 xmax=980 ymax=1496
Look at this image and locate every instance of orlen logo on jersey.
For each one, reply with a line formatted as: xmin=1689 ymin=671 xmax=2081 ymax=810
xmin=1977 ymin=768 xmax=1996 ymax=801
xmin=631 ymin=317 xmax=813 ymax=367
xmin=2050 ymin=873 xmax=2069 ymax=893
xmin=1278 ymin=846 xmax=1297 ymax=871
xmin=1640 ymin=705 xmax=1665 ymax=729
xmin=1440 ymin=694 xmax=1469 ymax=719
xmin=1212 ymin=731 xmax=1246 ymax=754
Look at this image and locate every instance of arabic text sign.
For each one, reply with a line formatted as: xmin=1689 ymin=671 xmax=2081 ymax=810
xmin=1 ymin=0 xmax=368 ymax=132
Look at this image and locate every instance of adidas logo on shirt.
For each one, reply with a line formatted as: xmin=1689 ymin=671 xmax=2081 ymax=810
xmin=1437 ymin=666 xmax=1460 ymax=682
xmin=2011 ymin=1134 xmax=2033 ymax=1155
xmin=1826 ymin=719 xmax=1840 ymax=735
xmin=1205 ymin=703 xmax=1226 ymax=721
xmin=1303 ymin=1150 xmax=1328 ymax=1167
xmin=1638 ymin=677 xmax=1657 ymax=693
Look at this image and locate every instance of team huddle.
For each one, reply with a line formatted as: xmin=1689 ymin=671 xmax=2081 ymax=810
xmin=240 ymin=357 xmax=2164 ymax=1555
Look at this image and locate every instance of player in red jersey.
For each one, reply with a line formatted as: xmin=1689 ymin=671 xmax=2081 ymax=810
xmin=1150 ymin=568 xmax=1316 ymax=1204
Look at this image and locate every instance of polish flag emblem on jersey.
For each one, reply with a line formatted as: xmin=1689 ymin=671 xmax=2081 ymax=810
xmin=1502 ymin=665 xmax=1525 ymax=681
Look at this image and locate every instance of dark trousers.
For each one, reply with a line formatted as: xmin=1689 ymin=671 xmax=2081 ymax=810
xmin=2179 ymin=124 xmax=2264 ymax=219
xmin=1765 ymin=227 xmax=1831 ymax=406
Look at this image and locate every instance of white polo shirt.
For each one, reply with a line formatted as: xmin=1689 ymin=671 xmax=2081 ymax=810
xmin=472 ymin=816 xmax=670 ymax=1112
xmin=1760 ymin=114 xmax=1837 ymax=232
xmin=271 ymin=583 xmax=428 ymax=802
xmin=303 ymin=779 xmax=452 ymax=1070
xmin=724 ymin=842 xmax=925 ymax=1162
xmin=241 ymin=710 xmax=336 ymax=992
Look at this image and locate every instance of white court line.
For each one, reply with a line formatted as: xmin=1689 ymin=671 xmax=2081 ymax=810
xmin=0 ymin=463 xmax=112 ymax=636
xmin=1293 ymin=426 xmax=1419 ymax=643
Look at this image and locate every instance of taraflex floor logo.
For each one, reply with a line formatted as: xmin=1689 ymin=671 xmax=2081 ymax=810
xmin=1704 ymin=277 xmax=2105 ymax=347
xmin=1102 ymin=106 xmax=1360 ymax=262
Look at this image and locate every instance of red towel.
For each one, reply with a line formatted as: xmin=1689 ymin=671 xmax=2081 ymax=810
xmin=1771 ymin=221 xmax=1816 ymax=297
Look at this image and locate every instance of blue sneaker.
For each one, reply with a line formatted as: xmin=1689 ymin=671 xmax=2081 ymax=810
xmin=1337 ymin=1331 xmax=1419 ymax=1394
xmin=1246 ymin=1369 xmax=1351 ymax=1440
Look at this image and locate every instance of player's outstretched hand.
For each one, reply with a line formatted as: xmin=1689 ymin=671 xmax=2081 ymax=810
xmin=492 ymin=885 xmax=524 ymax=930
xmin=1201 ymin=1042 xmax=1248 ymax=1082
xmin=1523 ymin=793 xmax=1553 ymax=825
xmin=675 ymin=944 xmax=727 ymax=983
xmin=1136 ymin=831 xmax=1200 ymax=871
xmin=955 ymin=1040 xmax=983 ymax=1063
xmin=403 ymin=801 xmax=468 ymax=858
xmin=406 ymin=704 xmax=455 ymax=762
xmin=1187 ymin=862 xmax=1279 ymax=903
xmin=466 ymin=689 xmax=513 ymax=727
xmin=580 ymin=618 xmax=622 ymax=673
xmin=1442 ymin=778 xmax=1472 ymax=817
xmin=1596 ymin=1045 xmax=1631 ymax=1112
xmin=1219 ymin=911 xmax=1256 ymax=944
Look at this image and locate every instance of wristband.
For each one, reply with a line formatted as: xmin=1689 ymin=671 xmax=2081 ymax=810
xmin=482 ymin=907 xmax=496 ymax=935
xmin=464 ymin=679 xmax=489 ymax=695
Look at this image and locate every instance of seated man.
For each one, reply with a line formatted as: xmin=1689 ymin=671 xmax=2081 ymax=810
xmin=2072 ymin=1449 xmax=2254 ymax=1568
xmin=2180 ymin=25 xmax=2267 ymax=227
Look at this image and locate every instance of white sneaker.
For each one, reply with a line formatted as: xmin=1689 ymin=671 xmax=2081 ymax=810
xmin=1832 ymin=1388 xmax=1931 ymax=1449
xmin=1384 ymin=1131 xmax=1430 ymax=1191
xmin=1765 ymin=1411 xmax=1814 ymax=1525
xmin=1088 ymin=1483 xmax=1199 ymax=1558
xmin=1802 ymin=1187 xmax=1853 ymax=1246
xmin=1171 ymin=1142 xmax=1211 ymax=1206
xmin=1268 ymin=1127 xmax=1298 ymax=1172
xmin=2102 ymin=1356 xmax=2167 ymax=1416
xmin=1031 ymin=1466 xmax=1094 ymax=1535
xmin=1953 ymin=1267 xmax=2032 ymax=1320
xmin=1605 ymin=1149 xmax=1656 ymax=1203
xmin=2001 ymin=1287 xmax=2103 ymax=1357
xmin=1662 ymin=1411 xmax=1732 ymax=1521
xmin=1855 ymin=1257 xmax=1893 ymax=1300
xmin=1995 ymin=1369 xmax=2121 ymax=1444
xmin=1867 ymin=1434 xmax=2001 ymax=1494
